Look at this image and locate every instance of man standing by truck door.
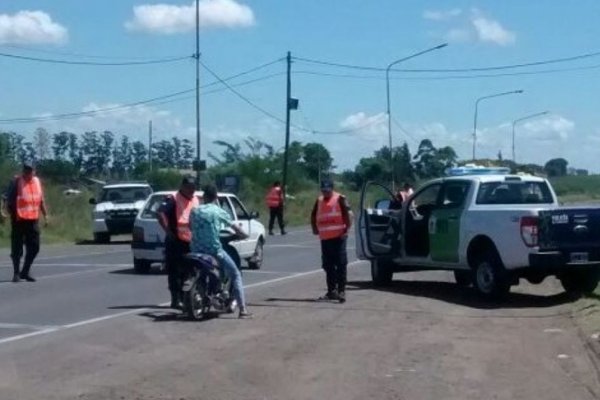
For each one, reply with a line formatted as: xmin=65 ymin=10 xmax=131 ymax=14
xmin=158 ymin=176 xmax=199 ymax=309
xmin=265 ymin=181 xmax=286 ymax=235
xmin=6 ymin=162 xmax=48 ymax=283
xmin=311 ymin=179 xmax=353 ymax=303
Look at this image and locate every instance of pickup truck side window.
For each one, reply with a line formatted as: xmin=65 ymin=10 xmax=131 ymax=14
xmin=476 ymin=181 xmax=554 ymax=204
xmin=219 ymin=197 xmax=236 ymax=220
xmin=440 ymin=181 xmax=471 ymax=209
xmin=230 ymin=196 xmax=249 ymax=220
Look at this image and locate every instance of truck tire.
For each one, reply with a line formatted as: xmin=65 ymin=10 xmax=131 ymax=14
xmin=133 ymin=258 xmax=151 ymax=274
xmin=473 ymin=251 xmax=510 ymax=300
xmin=371 ymin=259 xmax=393 ymax=287
xmin=560 ymin=270 xmax=600 ymax=295
xmin=247 ymin=240 xmax=264 ymax=270
xmin=454 ymin=270 xmax=472 ymax=287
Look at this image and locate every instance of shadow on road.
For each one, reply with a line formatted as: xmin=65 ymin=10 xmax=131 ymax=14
xmin=109 ymin=268 xmax=166 ymax=276
xmin=264 ymin=297 xmax=337 ymax=303
xmin=108 ymin=305 xmax=170 ymax=310
xmin=346 ymin=279 xmax=577 ymax=309
xmin=138 ymin=310 xmax=220 ymax=323
xmin=75 ymin=239 xmax=132 ymax=245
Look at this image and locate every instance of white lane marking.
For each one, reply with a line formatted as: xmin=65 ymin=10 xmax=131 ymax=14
xmin=0 ymin=250 xmax=130 ymax=268
xmin=544 ymin=328 xmax=564 ymax=333
xmin=0 ymin=323 xmax=58 ymax=330
xmin=243 ymin=270 xmax=291 ymax=275
xmin=5 ymin=263 xmax=132 ymax=268
xmin=266 ymin=244 xmax=314 ymax=249
xmin=557 ymin=354 xmax=570 ymax=359
xmin=0 ymin=260 xmax=362 ymax=346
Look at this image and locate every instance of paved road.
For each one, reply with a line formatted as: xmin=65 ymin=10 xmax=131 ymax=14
xmin=0 ymin=230 xmax=599 ymax=399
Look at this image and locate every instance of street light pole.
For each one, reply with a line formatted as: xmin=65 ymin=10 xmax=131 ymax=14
xmin=512 ymin=111 xmax=549 ymax=163
xmin=473 ymin=90 xmax=523 ymax=161
xmin=386 ymin=43 xmax=448 ymax=191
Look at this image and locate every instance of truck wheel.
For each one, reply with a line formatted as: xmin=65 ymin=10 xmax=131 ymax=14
xmin=371 ymin=259 xmax=393 ymax=287
xmin=473 ymin=252 xmax=510 ymax=300
xmin=560 ymin=270 xmax=600 ymax=295
xmin=454 ymin=270 xmax=472 ymax=287
xmin=133 ymin=258 xmax=151 ymax=274
xmin=93 ymin=232 xmax=110 ymax=244
xmin=247 ymin=240 xmax=264 ymax=270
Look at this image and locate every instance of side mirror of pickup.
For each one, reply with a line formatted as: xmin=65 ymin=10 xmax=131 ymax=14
xmin=89 ymin=198 xmax=97 ymax=205
xmin=249 ymin=211 xmax=260 ymax=219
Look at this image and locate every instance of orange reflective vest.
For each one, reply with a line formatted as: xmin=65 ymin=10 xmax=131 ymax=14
xmin=316 ymin=192 xmax=346 ymax=240
xmin=265 ymin=186 xmax=282 ymax=208
xmin=16 ymin=176 xmax=43 ymax=221
xmin=175 ymin=192 xmax=199 ymax=242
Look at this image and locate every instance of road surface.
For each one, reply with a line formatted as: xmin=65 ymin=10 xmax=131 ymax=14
xmin=0 ymin=229 xmax=598 ymax=399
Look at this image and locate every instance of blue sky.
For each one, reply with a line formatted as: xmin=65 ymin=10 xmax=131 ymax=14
xmin=1 ymin=0 xmax=600 ymax=171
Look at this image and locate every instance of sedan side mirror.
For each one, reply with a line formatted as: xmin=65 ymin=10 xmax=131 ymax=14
xmin=89 ymin=198 xmax=97 ymax=205
xmin=249 ymin=211 xmax=260 ymax=219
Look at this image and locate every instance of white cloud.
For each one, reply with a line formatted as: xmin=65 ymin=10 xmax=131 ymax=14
xmin=471 ymin=10 xmax=516 ymax=46
xmin=423 ymin=8 xmax=462 ymax=21
xmin=0 ymin=10 xmax=68 ymax=45
xmin=427 ymin=8 xmax=516 ymax=46
xmin=125 ymin=0 xmax=255 ymax=34
xmin=520 ymin=116 xmax=574 ymax=141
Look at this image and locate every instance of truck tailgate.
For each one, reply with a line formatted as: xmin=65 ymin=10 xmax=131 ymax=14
xmin=538 ymin=208 xmax=600 ymax=253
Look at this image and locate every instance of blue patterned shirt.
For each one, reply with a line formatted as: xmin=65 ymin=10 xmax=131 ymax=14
xmin=190 ymin=203 xmax=233 ymax=256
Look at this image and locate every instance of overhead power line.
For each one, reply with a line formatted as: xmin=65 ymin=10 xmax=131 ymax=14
xmin=294 ymin=62 xmax=600 ymax=81
xmin=0 ymin=52 xmax=193 ymax=66
xmin=0 ymin=44 xmax=184 ymax=61
xmin=0 ymin=59 xmax=286 ymax=124
xmin=293 ymin=49 xmax=600 ymax=73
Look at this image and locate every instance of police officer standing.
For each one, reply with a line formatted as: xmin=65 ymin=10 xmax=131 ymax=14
xmin=265 ymin=181 xmax=286 ymax=235
xmin=6 ymin=163 xmax=48 ymax=283
xmin=157 ymin=176 xmax=199 ymax=308
xmin=311 ymin=179 xmax=353 ymax=303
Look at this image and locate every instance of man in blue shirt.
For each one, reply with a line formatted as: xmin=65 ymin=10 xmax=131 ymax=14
xmin=190 ymin=184 xmax=252 ymax=319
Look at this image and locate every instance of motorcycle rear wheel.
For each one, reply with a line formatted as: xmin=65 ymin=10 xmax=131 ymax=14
xmin=184 ymin=282 xmax=206 ymax=320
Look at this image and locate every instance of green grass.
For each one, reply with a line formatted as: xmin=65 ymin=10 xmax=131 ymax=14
xmin=0 ymin=185 xmax=93 ymax=248
xmin=551 ymin=175 xmax=600 ymax=203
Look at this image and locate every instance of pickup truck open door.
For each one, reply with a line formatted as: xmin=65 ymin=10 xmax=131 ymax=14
xmin=356 ymin=182 xmax=402 ymax=260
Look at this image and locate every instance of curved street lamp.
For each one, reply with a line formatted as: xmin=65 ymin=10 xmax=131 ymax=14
xmin=512 ymin=111 xmax=549 ymax=163
xmin=386 ymin=43 xmax=448 ymax=190
xmin=473 ymin=90 xmax=524 ymax=161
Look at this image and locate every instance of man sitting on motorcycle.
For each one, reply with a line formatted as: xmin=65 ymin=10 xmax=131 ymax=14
xmin=189 ymin=184 xmax=253 ymax=319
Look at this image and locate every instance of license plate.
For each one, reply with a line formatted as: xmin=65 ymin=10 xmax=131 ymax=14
xmin=570 ymin=252 xmax=589 ymax=263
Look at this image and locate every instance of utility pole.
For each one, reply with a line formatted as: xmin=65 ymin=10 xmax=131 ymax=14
xmin=195 ymin=0 xmax=201 ymax=185
xmin=148 ymin=120 xmax=153 ymax=173
xmin=281 ymin=51 xmax=292 ymax=201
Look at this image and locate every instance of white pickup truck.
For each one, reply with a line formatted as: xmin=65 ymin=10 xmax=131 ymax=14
xmin=356 ymin=171 xmax=600 ymax=299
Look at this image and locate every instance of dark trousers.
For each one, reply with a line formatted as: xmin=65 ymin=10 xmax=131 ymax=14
xmin=268 ymin=206 xmax=285 ymax=233
xmin=165 ymin=238 xmax=190 ymax=297
xmin=321 ymin=236 xmax=348 ymax=293
xmin=11 ymin=220 xmax=40 ymax=276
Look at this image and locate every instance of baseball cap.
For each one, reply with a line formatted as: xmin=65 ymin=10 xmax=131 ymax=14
xmin=320 ymin=179 xmax=334 ymax=191
xmin=22 ymin=161 xmax=34 ymax=171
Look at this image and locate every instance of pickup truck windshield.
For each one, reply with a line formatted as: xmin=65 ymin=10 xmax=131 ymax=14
xmin=476 ymin=181 xmax=554 ymax=205
xmin=100 ymin=187 xmax=151 ymax=203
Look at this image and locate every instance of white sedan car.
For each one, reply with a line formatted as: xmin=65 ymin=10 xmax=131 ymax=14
xmin=131 ymin=191 xmax=266 ymax=273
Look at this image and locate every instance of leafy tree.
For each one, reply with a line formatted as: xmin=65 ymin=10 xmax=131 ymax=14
xmin=33 ymin=127 xmax=51 ymax=160
xmin=68 ymin=133 xmax=82 ymax=170
xmin=52 ymin=131 xmax=70 ymax=160
xmin=302 ymin=142 xmax=332 ymax=182
xmin=544 ymin=158 xmax=568 ymax=177
xmin=132 ymin=140 xmax=148 ymax=166
xmin=181 ymin=139 xmax=194 ymax=169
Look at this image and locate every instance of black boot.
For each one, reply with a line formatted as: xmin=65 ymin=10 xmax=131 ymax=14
xmin=170 ymin=292 xmax=183 ymax=309
xmin=12 ymin=259 xmax=20 ymax=283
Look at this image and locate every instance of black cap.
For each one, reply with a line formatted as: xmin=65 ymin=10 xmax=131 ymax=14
xmin=181 ymin=175 xmax=196 ymax=186
xmin=22 ymin=161 xmax=34 ymax=171
xmin=320 ymin=179 xmax=334 ymax=191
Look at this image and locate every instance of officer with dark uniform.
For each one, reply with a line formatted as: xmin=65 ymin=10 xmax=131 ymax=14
xmin=157 ymin=176 xmax=199 ymax=308
xmin=311 ymin=179 xmax=353 ymax=303
xmin=5 ymin=162 xmax=48 ymax=283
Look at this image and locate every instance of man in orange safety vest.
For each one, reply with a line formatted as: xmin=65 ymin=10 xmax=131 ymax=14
xmin=311 ymin=179 xmax=353 ymax=303
xmin=265 ymin=181 xmax=286 ymax=235
xmin=5 ymin=162 xmax=48 ymax=283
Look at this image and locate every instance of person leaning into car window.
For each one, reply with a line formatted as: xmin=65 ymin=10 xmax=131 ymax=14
xmin=157 ymin=176 xmax=199 ymax=309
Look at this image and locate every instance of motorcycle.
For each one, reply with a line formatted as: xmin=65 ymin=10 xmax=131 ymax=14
xmin=182 ymin=230 xmax=242 ymax=320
